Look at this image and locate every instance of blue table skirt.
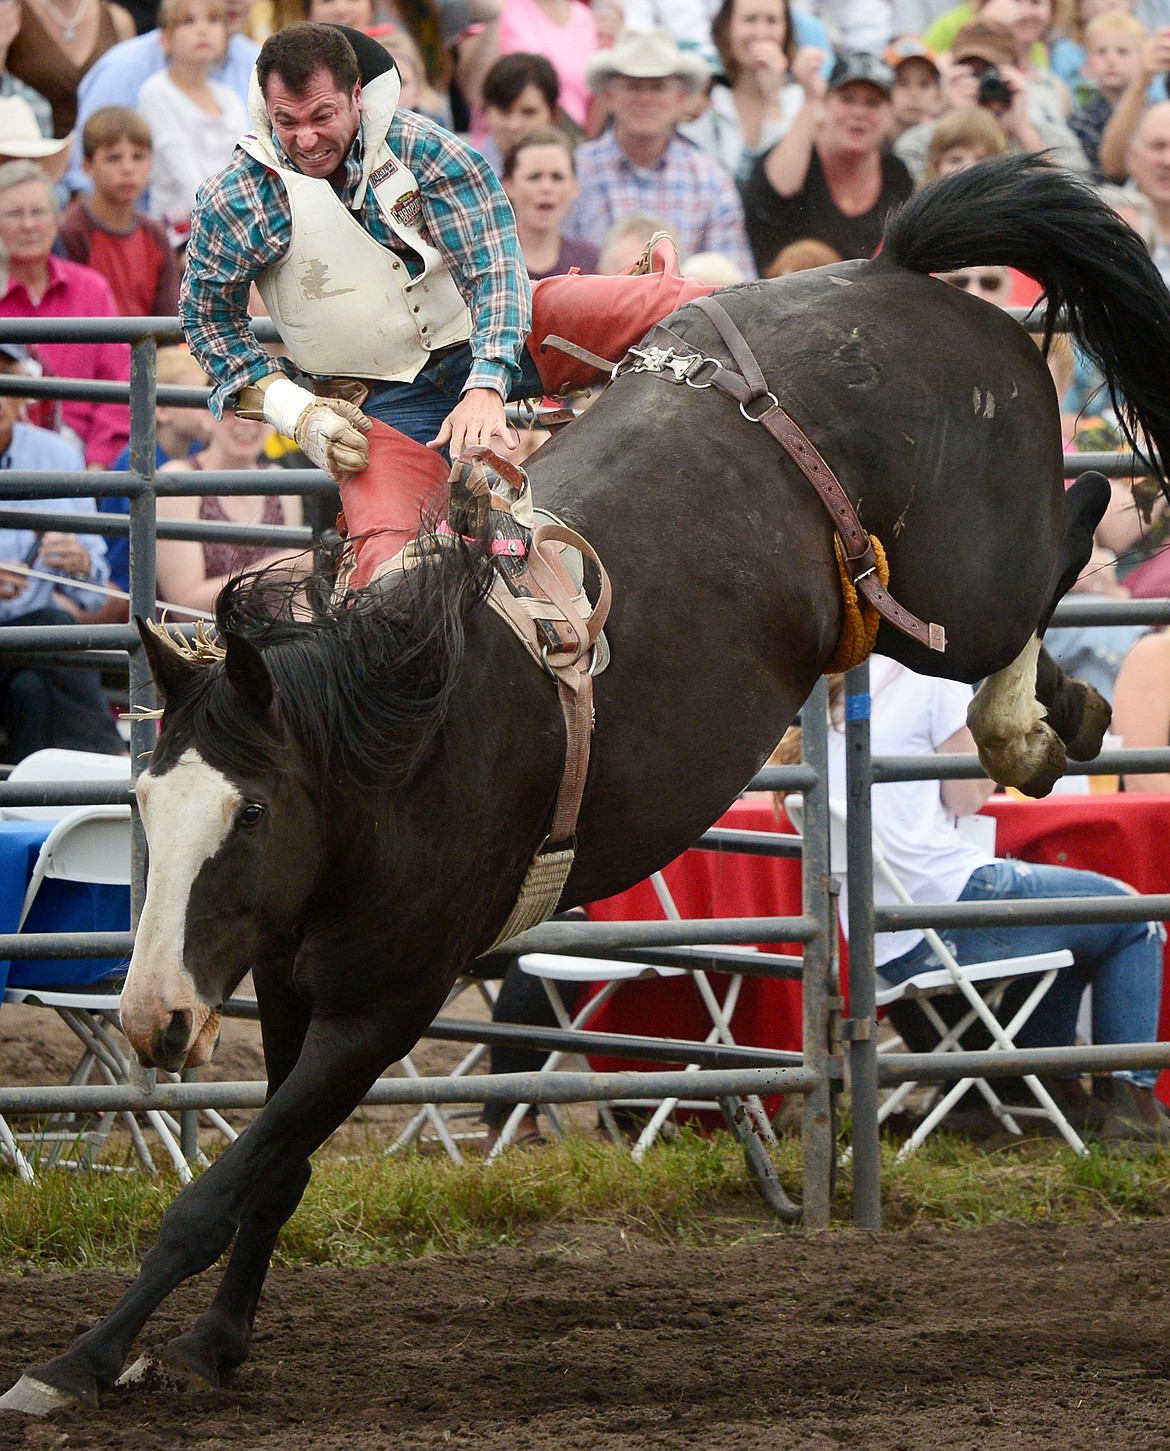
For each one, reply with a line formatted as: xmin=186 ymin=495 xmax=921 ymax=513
xmin=0 ymin=820 xmax=131 ymax=995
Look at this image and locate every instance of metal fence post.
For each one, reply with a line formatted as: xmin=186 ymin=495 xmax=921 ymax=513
xmin=844 ymin=660 xmax=881 ymax=1229
xmin=127 ymin=332 xmax=158 ymax=909
xmin=800 ymin=678 xmax=835 ymax=1228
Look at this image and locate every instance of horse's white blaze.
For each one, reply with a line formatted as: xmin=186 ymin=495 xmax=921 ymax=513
xmin=967 ymin=633 xmax=1065 ymax=791
xmin=120 ymin=749 xmax=240 ymax=1064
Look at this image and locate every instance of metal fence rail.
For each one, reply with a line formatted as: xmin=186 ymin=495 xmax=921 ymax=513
xmin=3 ymin=318 xmax=1170 ymax=1233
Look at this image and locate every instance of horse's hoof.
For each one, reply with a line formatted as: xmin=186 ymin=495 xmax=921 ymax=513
xmin=117 ymin=1353 xmax=208 ymax=1394
xmin=1064 ymin=682 xmax=1112 ymax=762
xmin=977 ymin=718 xmax=1066 ymax=797
xmin=159 ymin=1335 xmax=228 ymax=1390
xmin=0 ymin=1373 xmax=85 ymax=1416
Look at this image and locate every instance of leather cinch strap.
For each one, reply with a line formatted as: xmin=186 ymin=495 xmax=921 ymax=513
xmin=633 ymin=295 xmax=945 ymax=655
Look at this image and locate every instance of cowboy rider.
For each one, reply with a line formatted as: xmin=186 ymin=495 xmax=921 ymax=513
xmin=181 ymin=22 xmax=718 ymax=586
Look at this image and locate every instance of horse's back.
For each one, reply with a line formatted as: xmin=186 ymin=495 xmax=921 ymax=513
xmin=528 ymin=255 xmax=1066 ymax=898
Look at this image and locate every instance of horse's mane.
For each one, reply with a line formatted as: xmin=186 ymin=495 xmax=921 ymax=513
xmin=163 ymin=534 xmax=493 ymax=790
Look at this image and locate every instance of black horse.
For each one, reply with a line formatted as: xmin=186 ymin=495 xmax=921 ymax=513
xmin=5 ymin=155 xmax=1170 ymax=1415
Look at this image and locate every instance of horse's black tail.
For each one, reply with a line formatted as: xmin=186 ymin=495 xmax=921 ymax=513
xmin=882 ymin=152 xmax=1170 ymax=496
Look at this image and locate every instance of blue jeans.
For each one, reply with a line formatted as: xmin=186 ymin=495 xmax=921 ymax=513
xmin=880 ymin=859 xmax=1164 ymax=1088
xmin=362 ymin=344 xmax=545 ymax=451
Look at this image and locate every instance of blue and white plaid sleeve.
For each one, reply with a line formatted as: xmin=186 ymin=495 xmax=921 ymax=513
xmin=181 ymin=156 xmax=296 ymax=419
xmin=393 ymin=113 xmax=531 ymax=400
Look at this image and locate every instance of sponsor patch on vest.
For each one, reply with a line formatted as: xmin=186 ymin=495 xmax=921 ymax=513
xmin=390 ymin=189 xmax=423 ymax=232
xmin=369 ymin=157 xmax=399 ymax=189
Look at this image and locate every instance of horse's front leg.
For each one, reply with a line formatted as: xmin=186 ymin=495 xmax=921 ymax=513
xmin=158 ymin=973 xmax=313 ymax=1389
xmin=157 ymin=1158 xmax=312 ymax=1388
xmin=0 ymin=1010 xmax=405 ymax=1415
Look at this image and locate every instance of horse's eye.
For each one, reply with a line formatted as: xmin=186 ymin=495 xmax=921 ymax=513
xmin=238 ymin=802 xmax=266 ymax=829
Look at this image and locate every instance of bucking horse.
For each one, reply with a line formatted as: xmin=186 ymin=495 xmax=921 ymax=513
xmin=4 ymin=154 xmax=1170 ymax=1415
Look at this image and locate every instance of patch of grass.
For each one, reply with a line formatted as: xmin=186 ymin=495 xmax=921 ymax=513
xmin=880 ymin=1134 xmax=1170 ymax=1228
xmin=2 ymin=1128 xmax=1170 ymax=1273
xmin=278 ymin=1130 xmax=761 ymax=1266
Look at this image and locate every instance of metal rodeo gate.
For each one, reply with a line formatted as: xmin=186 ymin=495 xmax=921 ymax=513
xmin=0 ymin=317 xmax=1169 ymax=1228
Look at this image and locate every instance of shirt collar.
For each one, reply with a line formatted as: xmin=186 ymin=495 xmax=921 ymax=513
xmin=610 ymin=129 xmax=677 ymax=175
xmin=2 ymin=253 xmax=67 ymax=305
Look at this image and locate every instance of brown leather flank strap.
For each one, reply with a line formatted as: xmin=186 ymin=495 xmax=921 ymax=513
xmin=693 ymin=294 xmax=770 ymax=402
xmin=645 ymin=303 xmax=946 ymax=654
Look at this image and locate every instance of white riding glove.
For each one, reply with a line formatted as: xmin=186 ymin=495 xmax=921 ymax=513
xmin=243 ymin=375 xmax=372 ymax=479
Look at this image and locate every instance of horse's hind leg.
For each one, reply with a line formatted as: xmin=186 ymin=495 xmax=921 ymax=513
xmin=967 ymin=634 xmax=1112 ymax=797
xmin=1035 ymin=643 xmax=1112 ymax=760
xmin=967 ymin=634 xmax=1067 ymax=796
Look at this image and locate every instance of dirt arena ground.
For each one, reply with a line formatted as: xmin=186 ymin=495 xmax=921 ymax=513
xmin=5 ymin=1006 xmax=1170 ymax=1449
xmin=1 ymin=1219 xmax=1170 ymax=1450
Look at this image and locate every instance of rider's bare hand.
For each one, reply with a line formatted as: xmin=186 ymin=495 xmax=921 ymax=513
xmin=429 ymin=388 xmax=518 ymax=458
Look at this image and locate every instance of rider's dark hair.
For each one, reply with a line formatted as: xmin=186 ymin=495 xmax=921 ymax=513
xmin=257 ymin=23 xmax=362 ymax=98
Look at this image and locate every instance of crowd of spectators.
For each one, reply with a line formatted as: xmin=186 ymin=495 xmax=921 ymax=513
xmin=0 ymin=0 xmax=1165 ymax=760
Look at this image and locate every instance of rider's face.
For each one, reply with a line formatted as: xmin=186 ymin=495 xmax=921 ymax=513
xmin=266 ymin=67 xmax=362 ymax=181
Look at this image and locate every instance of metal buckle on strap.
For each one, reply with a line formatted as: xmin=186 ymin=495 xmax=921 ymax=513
xmin=739 ymin=391 xmax=779 ymax=423
xmin=684 ymin=357 xmax=722 ymax=389
xmin=618 ymin=343 xmax=703 ymax=383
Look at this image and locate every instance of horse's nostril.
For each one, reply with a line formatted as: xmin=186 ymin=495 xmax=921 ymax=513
xmin=161 ymin=1009 xmax=192 ymax=1060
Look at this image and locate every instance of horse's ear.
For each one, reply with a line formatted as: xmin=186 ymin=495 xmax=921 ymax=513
xmin=223 ymin=630 xmax=274 ymax=719
xmin=136 ymin=617 xmax=204 ymax=705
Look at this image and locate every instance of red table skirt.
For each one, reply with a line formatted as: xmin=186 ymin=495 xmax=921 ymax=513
xmin=586 ymin=791 xmax=1170 ymax=1103
xmin=584 ymin=795 xmax=804 ymax=1079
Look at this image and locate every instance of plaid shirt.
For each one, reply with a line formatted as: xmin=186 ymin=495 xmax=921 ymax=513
xmin=181 ymin=109 xmax=531 ymax=416
xmin=567 ymin=130 xmax=756 ymax=279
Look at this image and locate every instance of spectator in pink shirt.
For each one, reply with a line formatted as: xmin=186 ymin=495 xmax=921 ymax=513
xmin=460 ymin=0 xmax=599 ymax=129
xmin=0 ymin=159 xmax=129 ymax=468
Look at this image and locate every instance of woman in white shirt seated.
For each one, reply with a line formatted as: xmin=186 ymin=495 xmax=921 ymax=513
xmin=821 ymin=656 xmax=1167 ymax=1140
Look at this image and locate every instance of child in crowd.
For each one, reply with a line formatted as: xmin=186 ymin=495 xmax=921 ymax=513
xmin=886 ymin=38 xmax=944 ymax=140
xmin=1071 ymin=9 xmax=1146 ymax=173
xmin=920 ymin=105 xmax=1009 ymax=181
xmin=135 ymin=0 xmax=247 ymax=234
xmin=57 ymin=108 xmax=180 ymax=319
xmin=477 ymin=51 xmax=574 ymax=175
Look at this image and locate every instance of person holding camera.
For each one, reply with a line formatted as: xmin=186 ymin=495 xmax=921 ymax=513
xmin=895 ymin=18 xmax=1089 ymax=178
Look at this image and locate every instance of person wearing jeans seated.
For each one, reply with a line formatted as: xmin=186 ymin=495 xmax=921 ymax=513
xmin=780 ymin=656 xmax=1167 ymax=1141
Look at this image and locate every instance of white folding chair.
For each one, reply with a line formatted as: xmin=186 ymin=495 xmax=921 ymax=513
xmin=786 ymin=795 xmax=1083 ymax=1157
xmin=17 ymin=805 xmax=132 ymax=928
xmin=488 ymin=871 xmax=776 ymax=1161
xmin=2 ymin=748 xmax=130 ymax=821
xmin=1 ymin=806 xmax=235 ymax=1181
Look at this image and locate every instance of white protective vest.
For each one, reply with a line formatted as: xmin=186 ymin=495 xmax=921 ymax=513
xmin=238 ymin=66 xmax=473 ymax=382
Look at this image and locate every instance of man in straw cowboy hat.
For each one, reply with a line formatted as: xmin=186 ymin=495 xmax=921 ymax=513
xmin=567 ymin=29 xmax=755 ymax=277
xmin=0 ymin=95 xmax=71 ymax=183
